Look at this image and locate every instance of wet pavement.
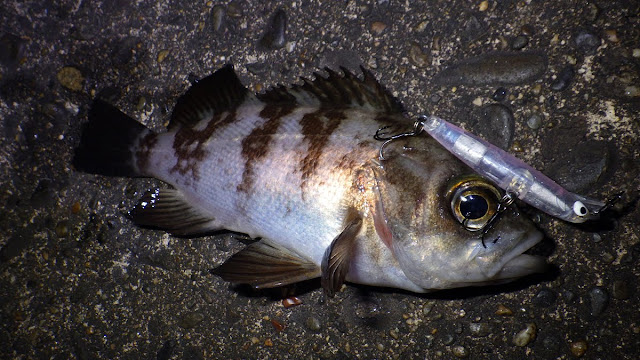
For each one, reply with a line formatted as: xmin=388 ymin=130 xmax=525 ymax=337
xmin=1 ymin=1 xmax=639 ymax=359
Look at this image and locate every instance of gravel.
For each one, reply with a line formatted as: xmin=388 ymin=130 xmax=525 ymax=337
xmin=1 ymin=1 xmax=639 ymax=359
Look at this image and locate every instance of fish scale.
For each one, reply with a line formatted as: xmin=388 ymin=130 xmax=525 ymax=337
xmin=73 ymin=64 xmax=547 ymax=295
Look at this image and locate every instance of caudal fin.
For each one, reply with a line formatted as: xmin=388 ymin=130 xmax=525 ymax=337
xmin=73 ymin=99 xmax=151 ymax=177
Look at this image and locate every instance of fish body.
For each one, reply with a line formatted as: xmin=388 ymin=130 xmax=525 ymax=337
xmin=74 ymin=65 xmax=545 ymax=294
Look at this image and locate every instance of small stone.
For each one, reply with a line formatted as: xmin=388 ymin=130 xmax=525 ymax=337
xmin=305 ymin=316 xmax=321 ymax=332
xmin=442 ymin=334 xmax=455 ymax=345
xmin=71 ymin=202 xmax=81 ymax=214
xmin=602 ymin=252 xmax=615 ymax=263
xmin=433 ymin=52 xmax=547 ymax=86
xmin=510 ymin=140 xmax=522 ymax=152
xmin=551 ymin=65 xmax=575 ymax=91
xmin=495 ymin=304 xmax=513 ymax=316
xmin=592 ymin=233 xmax=602 ymax=243
xmin=430 ymin=94 xmax=442 ymax=104
xmin=532 ymin=289 xmax=557 ymax=307
xmin=135 ymin=96 xmax=147 ymax=111
xmin=492 ymin=87 xmax=507 ymax=101
xmin=157 ymin=49 xmax=170 ymax=63
xmin=211 ymin=5 xmax=226 ymax=33
xmin=569 ymin=340 xmax=588 ymax=357
xmin=422 ymin=335 xmax=434 ymax=348
xmin=574 ymin=30 xmax=601 ymax=54
xmin=623 ymin=86 xmax=640 ymax=98
xmin=478 ymin=0 xmax=489 ymax=12
xmin=55 ymin=221 xmax=70 ymax=238
xmin=415 ymin=20 xmax=429 ymax=33
xmin=389 ymin=328 xmax=399 ymax=339
xmin=370 ymin=21 xmax=387 ymax=35
xmin=473 ymin=103 xmax=515 ymax=150
xmin=0 ymin=33 xmax=25 ymax=67
xmin=612 ymin=280 xmax=630 ymax=300
xmin=520 ymin=24 xmax=534 ymax=36
xmin=604 ymin=29 xmax=619 ymax=43
xmin=226 ymin=1 xmax=242 ymax=17
xmin=259 ymin=8 xmax=287 ymax=50
xmin=178 ymin=311 xmax=205 ymax=329
xmin=527 ymin=113 xmax=543 ymax=129
xmin=263 ymin=338 xmax=273 ymax=347
xmin=585 ymin=3 xmax=600 ymax=21
xmin=245 ymin=62 xmax=268 ymax=76
xmin=282 ymin=296 xmax=302 ymax=308
xmin=589 ymin=287 xmax=609 ymax=316
xmin=513 ymin=323 xmax=537 ymax=347
xmin=632 ymin=49 xmax=640 ymax=58
xmin=270 ymin=318 xmax=285 ymax=332
xmin=511 ymin=35 xmax=529 ymax=50
xmin=469 ymin=322 xmax=491 ymax=337
xmin=285 ymin=41 xmax=295 ymax=53
xmin=543 ymin=140 xmax=609 ymax=193
xmin=409 ymin=42 xmax=430 ymax=68
xmin=422 ymin=301 xmax=435 ymax=315
xmin=463 ymin=14 xmax=483 ymax=42
xmin=57 ymin=66 xmax=84 ymax=92
xmin=531 ymin=83 xmax=542 ymax=95
xmin=451 ymin=345 xmax=469 ymax=358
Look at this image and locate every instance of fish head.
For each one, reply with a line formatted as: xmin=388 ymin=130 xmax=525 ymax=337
xmin=373 ymin=136 xmax=546 ymax=290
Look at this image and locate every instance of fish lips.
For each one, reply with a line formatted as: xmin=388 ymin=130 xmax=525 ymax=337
xmin=486 ymin=230 xmax=547 ymax=280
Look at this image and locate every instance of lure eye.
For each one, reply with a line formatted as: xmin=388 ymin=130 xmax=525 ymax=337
xmin=448 ymin=177 xmax=502 ymax=231
xmin=573 ymin=201 xmax=588 ymax=217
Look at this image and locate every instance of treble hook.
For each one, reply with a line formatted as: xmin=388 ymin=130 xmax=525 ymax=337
xmin=592 ymin=191 xmax=624 ymax=216
xmin=374 ymin=118 xmax=426 ymax=160
xmin=480 ymin=192 xmax=515 ymax=248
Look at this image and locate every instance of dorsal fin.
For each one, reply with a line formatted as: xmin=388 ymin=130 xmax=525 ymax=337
xmin=169 ymin=64 xmax=250 ymax=130
xmin=257 ymin=66 xmax=406 ymax=114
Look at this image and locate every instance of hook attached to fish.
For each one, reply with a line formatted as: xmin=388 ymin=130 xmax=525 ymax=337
xmin=375 ymin=115 xmax=619 ymax=224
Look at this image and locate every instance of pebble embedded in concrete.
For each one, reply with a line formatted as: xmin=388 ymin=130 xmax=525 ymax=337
xmin=433 ymin=52 xmax=547 ymax=86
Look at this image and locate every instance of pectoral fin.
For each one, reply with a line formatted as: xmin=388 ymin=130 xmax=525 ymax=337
xmin=321 ymin=216 xmax=363 ymax=297
xmin=213 ymin=240 xmax=321 ymax=288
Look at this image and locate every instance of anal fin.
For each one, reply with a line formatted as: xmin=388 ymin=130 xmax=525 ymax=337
xmin=213 ymin=240 xmax=320 ymax=288
xmin=129 ymin=188 xmax=219 ymax=236
xmin=321 ymin=216 xmax=363 ymax=297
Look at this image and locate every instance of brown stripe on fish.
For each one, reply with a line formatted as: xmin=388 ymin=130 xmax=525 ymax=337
xmin=135 ymin=131 xmax=158 ymax=175
xmin=171 ymin=110 xmax=237 ymax=180
xmin=299 ymin=109 xmax=346 ymax=190
xmin=237 ymin=103 xmax=296 ymax=193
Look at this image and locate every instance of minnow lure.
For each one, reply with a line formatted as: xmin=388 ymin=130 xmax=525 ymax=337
xmin=377 ymin=115 xmax=609 ymax=223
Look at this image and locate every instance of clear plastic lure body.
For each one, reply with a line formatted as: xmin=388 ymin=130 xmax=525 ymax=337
xmin=420 ymin=115 xmax=605 ymax=223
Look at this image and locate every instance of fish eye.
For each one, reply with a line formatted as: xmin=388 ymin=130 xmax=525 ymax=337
xmin=447 ymin=177 xmax=502 ymax=231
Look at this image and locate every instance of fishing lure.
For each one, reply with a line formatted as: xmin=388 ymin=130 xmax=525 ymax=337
xmin=376 ymin=115 xmax=611 ymax=224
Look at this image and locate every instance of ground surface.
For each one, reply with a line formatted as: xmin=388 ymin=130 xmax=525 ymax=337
xmin=1 ymin=1 xmax=639 ymax=359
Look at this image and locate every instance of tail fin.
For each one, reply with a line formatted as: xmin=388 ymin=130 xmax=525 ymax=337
xmin=73 ymin=99 xmax=151 ymax=177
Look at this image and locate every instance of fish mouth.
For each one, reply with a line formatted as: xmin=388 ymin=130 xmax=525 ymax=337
xmin=489 ymin=230 xmax=547 ymax=280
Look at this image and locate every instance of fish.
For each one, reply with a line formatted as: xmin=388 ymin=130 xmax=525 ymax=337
xmin=73 ymin=65 xmax=546 ymax=296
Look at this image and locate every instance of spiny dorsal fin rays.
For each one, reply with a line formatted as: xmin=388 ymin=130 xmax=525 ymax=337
xmin=168 ymin=64 xmax=251 ymax=130
xmin=257 ymin=66 xmax=406 ymax=114
xmin=321 ymin=215 xmax=364 ymax=297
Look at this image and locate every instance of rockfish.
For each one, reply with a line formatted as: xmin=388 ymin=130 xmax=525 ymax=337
xmin=73 ymin=65 xmax=546 ymax=295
